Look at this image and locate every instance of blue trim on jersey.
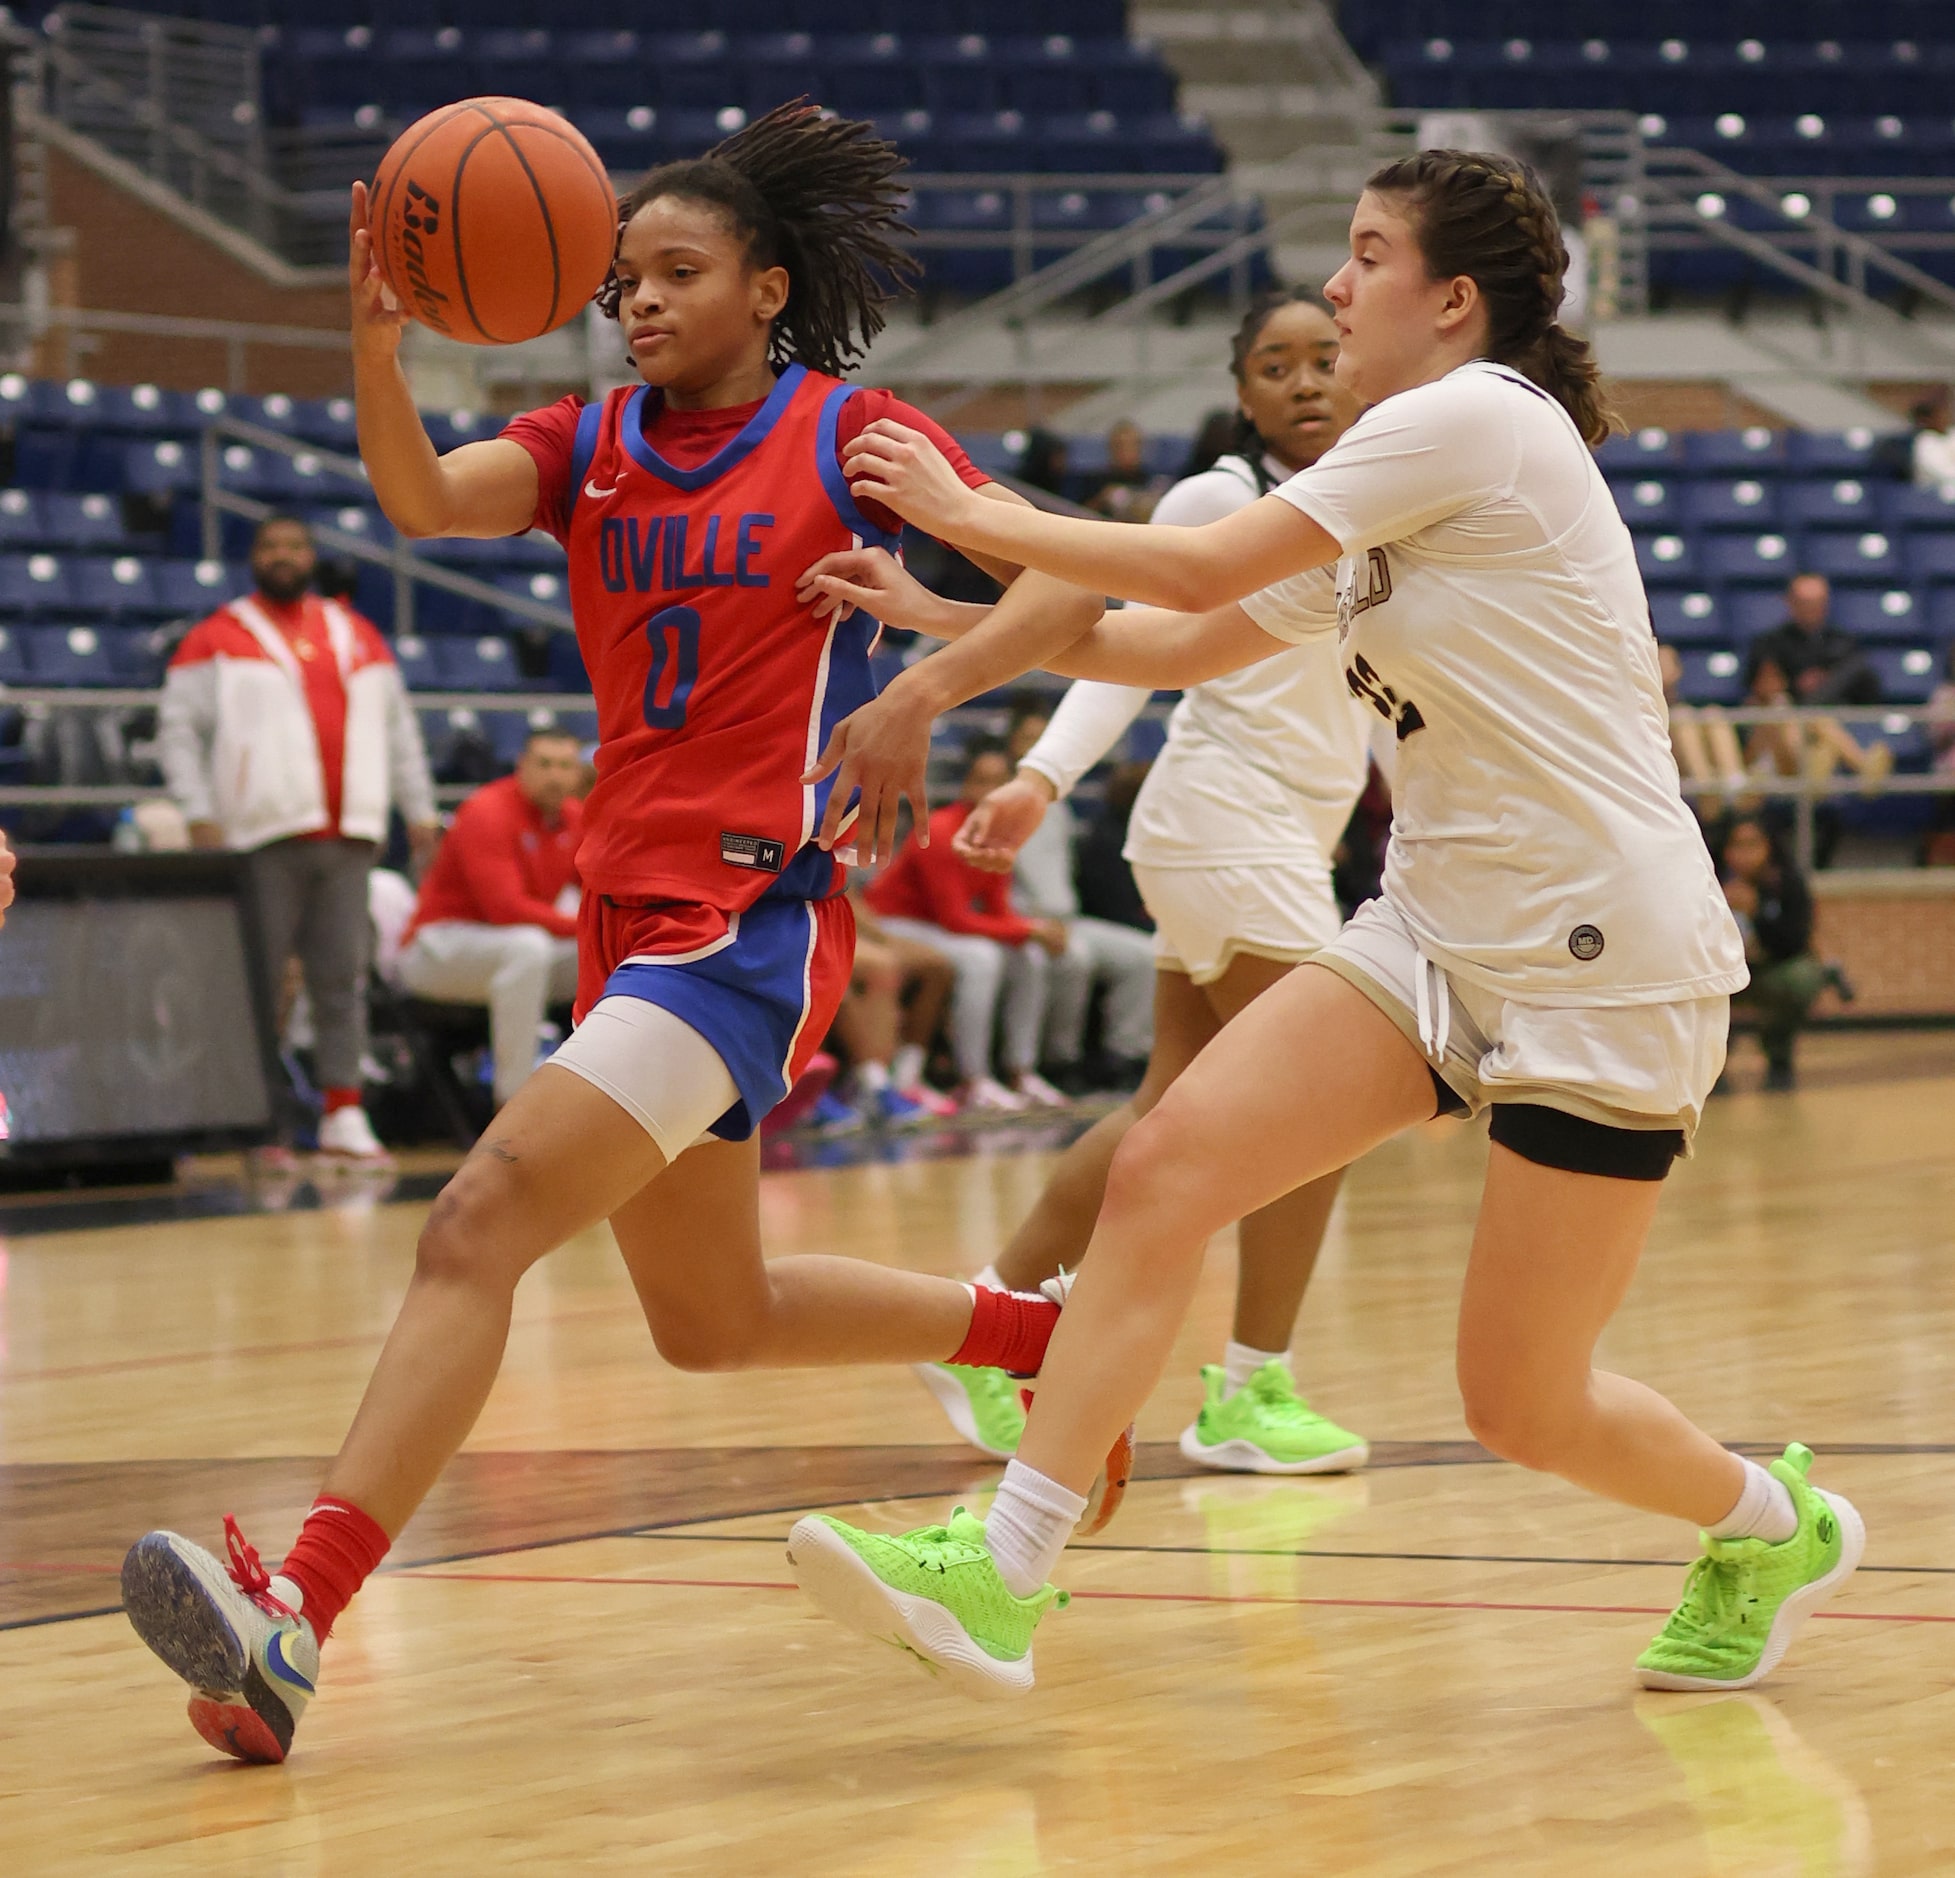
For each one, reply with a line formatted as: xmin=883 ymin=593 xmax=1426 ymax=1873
xmin=564 ymin=401 xmax=604 ymax=520
xmin=815 ymin=385 xmax=902 ymax=549
xmin=617 ymin=364 xmax=807 ymax=491
xmin=599 ymin=896 xmax=819 ymax=1138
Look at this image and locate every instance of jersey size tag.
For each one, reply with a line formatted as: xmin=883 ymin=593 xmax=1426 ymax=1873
xmin=721 ymin=832 xmax=787 ymax=873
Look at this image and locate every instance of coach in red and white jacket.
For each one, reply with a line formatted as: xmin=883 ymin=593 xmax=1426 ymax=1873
xmin=159 ymin=514 xmax=436 ymax=1159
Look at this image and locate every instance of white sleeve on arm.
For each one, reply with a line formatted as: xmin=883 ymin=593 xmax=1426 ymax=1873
xmin=1270 ymin=371 xmax=1520 ymax=553
xmin=1018 ymin=680 xmax=1152 ymax=798
xmin=1238 ymin=565 xmax=1341 ymax=647
xmin=156 ymin=661 xmax=218 ymax=824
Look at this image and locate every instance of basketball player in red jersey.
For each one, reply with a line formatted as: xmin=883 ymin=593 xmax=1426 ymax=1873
xmin=119 ymin=103 xmax=1104 ymax=1766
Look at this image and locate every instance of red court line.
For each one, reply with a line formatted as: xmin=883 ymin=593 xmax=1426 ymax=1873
xmin=396 ymin=1567 xmax=1955 ymax=1624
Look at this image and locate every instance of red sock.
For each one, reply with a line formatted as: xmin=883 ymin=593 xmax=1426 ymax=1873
xmin=950 ymin=1286 xmax=1060 ymax=1377
xmin=278 ymin=1496 xmax=391 ymax=1641
xmin=322 ymin=1087 xmax=362 ymax=1114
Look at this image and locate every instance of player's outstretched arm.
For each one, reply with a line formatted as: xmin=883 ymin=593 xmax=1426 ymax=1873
xmin=843 ymin=419 xmax=1340 ymax=610
xmin=1041 ymin=600 xmax=1289 ymax=688
xmin=348 ymin=182 xmax=538 ymax=541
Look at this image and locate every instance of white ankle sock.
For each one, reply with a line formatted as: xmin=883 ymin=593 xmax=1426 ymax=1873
xmin=971 ymin=1263 xmax=1004 ymax=1293
xmin=1705 ymin=1456 xmax=1797 ymax=1543
xmin=1224 ymin=1340 xmax=1290 ymax=1394
xmin=985 ymin=1459 xmax=1088 ymax=1597
xmin=892 ymin=1043 xmax=925 ymax=1089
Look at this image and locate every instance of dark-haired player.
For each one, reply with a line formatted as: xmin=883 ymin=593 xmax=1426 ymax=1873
xmin=118 ymin=103 xmax=1097 ymax=1765
xmin=789 ymin=151 xmax=1862 ymax=1699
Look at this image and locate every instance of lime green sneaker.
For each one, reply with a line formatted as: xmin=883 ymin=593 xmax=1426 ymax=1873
xmin=1177 ymin=1362 xmax=1369 ymax=1475
xmin=1637 ymin=1445 xmax=1865 ymax=1692
xmin=786 ymin=1507 xmax=1066 ymax=1700
xmin=913 ymin=1362 xmax=1025 ymax=1458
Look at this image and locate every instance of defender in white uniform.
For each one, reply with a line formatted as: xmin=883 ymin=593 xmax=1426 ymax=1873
xmin=912 ymin=291 xmax=1380 ymax=1476
xmin=791 ymin=151 xmax=1863 ymax=1704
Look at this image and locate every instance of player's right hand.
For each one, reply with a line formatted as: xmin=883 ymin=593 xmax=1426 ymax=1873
xmin=348 ymin=181 xmax=410 ymax=358
xmin=954 ymin=774 xmax=1053 ymax=873
xmin=797 ymin=547 xmax=950 ymax=635
xmin=0 ymin=828 xmax=14 ymax=929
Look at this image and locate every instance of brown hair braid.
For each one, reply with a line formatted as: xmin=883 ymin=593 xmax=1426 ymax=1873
xmin=595 ymin=99 xmax=918 ymax=378
xmin=1364 ymin=148 xmax=1617 ymax=446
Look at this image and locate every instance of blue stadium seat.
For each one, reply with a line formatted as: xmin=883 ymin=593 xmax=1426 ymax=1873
xmin=125 ymin=440 xmax=199 ymax=498
xmin=0 ymin=553 xmax=75 ymax=617
xmin=1866 ymin=645 xmax=1941 ymax=702
xmin=1804 ymin=529 xmax=1905 ymax=582
xmin=111 ymin=627 xmax=169 ymax=687
xmin=1683 ymin=477 xmax=1779 ymax=529
xmin=1904 ymin=533 xmax=1955 ymax=582
xmin=1830 ymin=587 xmax=1925 ymax=637
xmin=292 ymin=397 xmax=360 ymax=452
xmin=1677 ymin=646 xmax=1745 ymax=706
xmin=1596 ymin=427 xmax=1686 ymax=473
xmin=1783 ymin=478 xmax=1879 ymax=528
xmin=1610 ymin=476 xmax=1678 ymax=528
xmin=72 ymin=556 xmax=164 ymax=621
xmin=434 ymin=634 xmax=522 ymax=691
xmin=1648 ymin=589 xmax=1727 ymax=645
xmin=14 ymin=426 xmax=77 ymax=491
xmin=0 ymin=489 xmax=42 ymax=549
xmin=1784 ymin=429 xmax=1878 ymax=474
xmin=155 ymin=559 xmax=243 ymax=618
xmin=41 ymin=493 xmax=128 ymax=552
xmin=1701 ymin=533 xmax=1799 ymax=585
xmin=1885 ymin=484 xmax=1955 ymax=528
xmin=1725 ymin=589 xmax=1791 ymax=641
xmin=1683 ymin=427 xmax=1784 ymax=475
xmin=1633 ymin=532 xmax=1697 ymax=582
xmin=24 ymin=625 xmax=119 ymax=685
xmin=391 ymin=633 xmax=441 ymax=690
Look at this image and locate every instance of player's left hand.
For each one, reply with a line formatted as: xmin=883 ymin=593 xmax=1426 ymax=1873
xmin=842 ymin=421 xmax=983 ymax=541
xmin=0 ymin=828 xmax=14 ymax=929
xmin=803 ymin=679 xmax=937 ymax=865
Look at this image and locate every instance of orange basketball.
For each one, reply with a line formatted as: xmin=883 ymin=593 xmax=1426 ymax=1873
xmin=370 ymin=98 xmax=617 ymax=347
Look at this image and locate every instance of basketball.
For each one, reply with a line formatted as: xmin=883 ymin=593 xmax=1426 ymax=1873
xmin=370 ymin=98 xmax=617 ymax=347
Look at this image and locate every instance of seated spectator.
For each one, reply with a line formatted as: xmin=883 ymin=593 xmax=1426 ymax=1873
xmin=1016 ymin=429 xmax=1070 ymax=498
xmin=398 ymin=727 xmax=583 ymax=1111
xmin=1715 ymin=812 xmax=1849 ymax=1091
xmin=832 ymin=897 xmax=959 ymax=1123
xmin=1004 ymin=702 xmax=1154 ymax=1090
xmin=863 ymin=743 xmax=1070 ymax=1113
xmin=1743 ymin=657 xmax=1892 ymax=794
xmin=1658 ymin=641 xmax=1746 ymax=809
xmin=1083 ymin=419 xmax=1161 ymax=520
xmin=1909 ymin=386 xmax=1955 ymax=494
xmin=1743 ymin=573 xmax=1881 ymax=707
xmin=1075 ymin=760 xmax=1155 ymax=934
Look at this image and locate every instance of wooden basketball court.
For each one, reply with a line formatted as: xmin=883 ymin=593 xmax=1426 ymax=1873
xmin=4 ymin=1032 xmax=1952 ymax=1874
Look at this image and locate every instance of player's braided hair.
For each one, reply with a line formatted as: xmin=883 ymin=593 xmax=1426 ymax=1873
xmin=1225 ymin=283 xmax=1324 ymax=462
xmin=596 ymin=100 xmax=917 ymax=377
xmin=1364 ymin=149 xmax=1617 ymax=446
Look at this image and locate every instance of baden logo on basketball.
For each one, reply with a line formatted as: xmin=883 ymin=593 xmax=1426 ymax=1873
xmin=397 ymin=182 xmax=453 ymax=334
xmin=1568 ymin=924 xmax=1605 ymax=961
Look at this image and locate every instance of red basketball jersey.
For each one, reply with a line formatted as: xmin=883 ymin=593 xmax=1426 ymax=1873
xmin=559 ymin=364 xmax=898 ymax=908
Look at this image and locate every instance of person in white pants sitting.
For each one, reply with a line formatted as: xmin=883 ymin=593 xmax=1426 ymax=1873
xmin=1004 ymin=701 xmax=1154 ymax=1087
xmin=398 ymin=728 xmax=584 ymax=1110
xmin=863 ymin=744 xmax=1070 ymax=1112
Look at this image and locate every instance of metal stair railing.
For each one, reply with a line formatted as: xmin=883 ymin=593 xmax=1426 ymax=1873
xmin=197 ymin=416 xmax=575 ymax=641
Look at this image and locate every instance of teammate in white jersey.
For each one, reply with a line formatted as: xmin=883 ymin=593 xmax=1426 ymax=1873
xmin=787 ymin=150 xmax=1862 ymax=1700
xmin=912 ymin=289 xmax=1376 ymax=1475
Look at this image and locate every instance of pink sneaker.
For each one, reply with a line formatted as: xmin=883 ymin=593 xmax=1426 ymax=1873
xmin=961 ymin=1076 xmax=1029 ymax=1114
xmin=898 ymin=1081 xmax=958 ymax=1118
xmin=1013 ymin=1071 xmax=1071 ymax=1109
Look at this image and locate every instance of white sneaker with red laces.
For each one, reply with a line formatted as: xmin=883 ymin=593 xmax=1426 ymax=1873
xmin=316 ymin=1104 xmax=392 ymax=1162
xmin=121 ymin=1519 xmax=320 ymax=1764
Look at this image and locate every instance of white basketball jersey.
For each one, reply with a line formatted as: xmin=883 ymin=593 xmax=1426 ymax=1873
xmin=1243 ymin=360 xmax=1747 ymax=1007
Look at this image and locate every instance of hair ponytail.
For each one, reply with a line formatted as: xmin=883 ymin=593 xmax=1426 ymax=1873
xmin=1365 ymin=149 xmax=1618 ymax=447
xmin=597 ymin=100 xmax=917 ymax=377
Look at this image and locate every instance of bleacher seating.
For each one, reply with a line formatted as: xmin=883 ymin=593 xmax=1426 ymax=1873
xmin=1337 ymin=2 xmax=1955 ymax=291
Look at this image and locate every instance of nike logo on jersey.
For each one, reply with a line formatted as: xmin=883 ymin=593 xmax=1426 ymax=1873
xmin=599 ymin=512 xmax=776 ymax=594
xmin=584 ymin=478 xmax=621 ymax=499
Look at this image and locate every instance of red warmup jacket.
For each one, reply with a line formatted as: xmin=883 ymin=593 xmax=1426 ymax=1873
xmin=406 ymin=775 xmax=583 ymax=943
xmin=863 ymin=801 xmax=1035 ymax=944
